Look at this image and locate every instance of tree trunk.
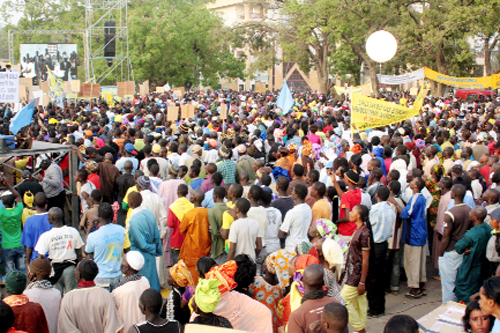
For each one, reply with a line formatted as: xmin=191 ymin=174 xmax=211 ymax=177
xmin=368 ymin=60 xmax=380 ymax=97
xmin=436 ymin=42 xmax=448 ymax=97
xmin=485 ymin=48 xmax=492 ymax=76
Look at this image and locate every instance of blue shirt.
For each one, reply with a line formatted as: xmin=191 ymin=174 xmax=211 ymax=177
xmin=20 ymin=213 xmax=52 ymax=262
xmin=447 ymin=193 xmax=476 ymax=210
xmin=494 ymin=319 xmax=500 ymax=333
xmin=369 ymin=202 xmax=396 ymax=243
xmin=190 ymin=178 xmax=204 ymax=191
xmin=202 ymin=189 xmax=215 ymax=209
xmin=401 ymin=194 xmax=428 ymax=246
xmin=85 ymin=223 xmax=126 ymax=278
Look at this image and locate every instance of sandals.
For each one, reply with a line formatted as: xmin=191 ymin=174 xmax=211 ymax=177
xmin=405 ymin=289 xmax=426 ymax=298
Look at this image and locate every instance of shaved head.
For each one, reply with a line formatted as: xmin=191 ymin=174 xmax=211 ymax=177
xmin=192 ymin=189 xmax=205 ymax=204
xmin=128 ymin=191 xmax=143 ymax=209
xmin=302 ymin=264 xmax=324 ymax=290
xmin=34 ymin=192 xmax=47 ymax=208
xmin=104 ymin=153 xmax=113 ymax=161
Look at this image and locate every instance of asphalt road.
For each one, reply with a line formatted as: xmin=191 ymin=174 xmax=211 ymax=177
xmin=359 ymin=257 xmax=443 ymax=332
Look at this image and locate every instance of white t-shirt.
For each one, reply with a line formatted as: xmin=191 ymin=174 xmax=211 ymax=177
xmin=248 ymin=206 xmax=267 ymax=246
xmin=228 ymin=217 xmax=261 ymax=260
xmin=280 ymin=203 xmax=312 ymax=252
xmin=35 ymin=226 xmax=84 ymax=263
xmin=264 ymin=207 xmax=282 ymax=253
xmin=80 ymin=181 xmax=96 ymax=212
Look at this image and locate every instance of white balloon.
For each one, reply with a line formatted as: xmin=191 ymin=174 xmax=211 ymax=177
xmin=366 ymin=30 xmax=398 ymax=63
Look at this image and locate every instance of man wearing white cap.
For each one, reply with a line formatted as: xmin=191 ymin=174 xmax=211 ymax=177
xmin=112 ymin=251 xmax=150 ymax=333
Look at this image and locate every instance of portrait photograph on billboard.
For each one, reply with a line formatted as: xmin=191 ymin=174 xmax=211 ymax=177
xmin=19 ymin=43 xmax=79 ymax=82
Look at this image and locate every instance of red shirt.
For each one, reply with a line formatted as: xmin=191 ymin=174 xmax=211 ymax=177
xmin=480 ymin=166 xmax=491 ymax=181
xmin=59 ymin=154 xmax=70 ymax=185
xmin=323 ymin=126 xmax=333 ymax=134
xmin=339 ymin=188 xmax=361 ymax=236
xmin=88 ymin=173 xmax=101 ymax=190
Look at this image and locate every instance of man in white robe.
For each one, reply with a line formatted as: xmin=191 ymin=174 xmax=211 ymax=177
xmin=112 ymin=251 xmax=150 ymax=333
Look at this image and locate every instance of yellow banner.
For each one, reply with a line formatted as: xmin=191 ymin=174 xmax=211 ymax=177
xmin=352 ymin=86 xmax=425 ymax=131
xmin=424 ymin=67 xmax=493 ymax=89
xmin=493 ymin=74 xmax=500 ymax=89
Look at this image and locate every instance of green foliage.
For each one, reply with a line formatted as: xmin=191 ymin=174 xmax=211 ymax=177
xmin=128 ymin=0 xmax=246 ymax=89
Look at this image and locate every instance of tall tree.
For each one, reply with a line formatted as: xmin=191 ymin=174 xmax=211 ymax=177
xmin=128 ymin=0 xmax=246 ymax=89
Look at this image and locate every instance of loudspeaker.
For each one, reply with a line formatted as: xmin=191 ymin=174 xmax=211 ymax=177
xmin=104 ymin=21 xmax=116 ymax=58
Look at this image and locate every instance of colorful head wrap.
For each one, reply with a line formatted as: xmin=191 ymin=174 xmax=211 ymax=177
xmin=169 ymin=259 xmax=194 ymax=287
xmin=302 ymin=140 xmax=313 ymax=157
xmin=195 ymin=278 xmax=222 ymax=313
xmin=265 ymin=249 xmax=295 ymax=288
xmin=432 ymin=163 xmax=445 ymax=179
xmin=314 ymin=219 xmax=338 ymax=239
xmin=293 ymin=255 xmax=320 ymax=294
xmin=405 ymin=142 xmax=415 ymax=152
xmin=351 ymin=144 xmax=362 ymax=155
xmin=322 ymin=238 xmax=344 ymax=281
xmin=205 ymin=260 xmax=238 ymax=294
xmin=415 ymin=139 xmax=426 ymax=150
xmin=297 ymin=241 xmax=313 ymax=255
xmin=84 ymin=160 xmax=98 ymax=173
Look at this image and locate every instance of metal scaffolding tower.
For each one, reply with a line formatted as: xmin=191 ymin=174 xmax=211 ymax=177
xmin=85 ymin=0 xmax=133 ymax=84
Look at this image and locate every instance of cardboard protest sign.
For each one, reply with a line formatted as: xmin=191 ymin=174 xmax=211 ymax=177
xmin=71 ymin=80 xmax=81 ymax=92
xmin=79 ymin=83 xmax=101 ymax=98
xmin=117 ymin=81 xmax=135 ymax=97
xmin=180 ymin=105 xmax=189 ymax=118
xmin=0 ymin=72 xmax=20 ymax=103
xmin=220 ymin=103 xmax=228 ymax=120
xmin=156 ymin=87 xmax=165 ymax=93
xmin=40 ymin=80 xmax=50 ymax=93
xmin=187 ymin=104 xmax=195 ymax=118
xmin=167 ymin=106 xmax=179 ymax=121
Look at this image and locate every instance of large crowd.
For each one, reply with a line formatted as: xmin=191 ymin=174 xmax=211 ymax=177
xmin=1 ymin=89 xmax=500 ymax=333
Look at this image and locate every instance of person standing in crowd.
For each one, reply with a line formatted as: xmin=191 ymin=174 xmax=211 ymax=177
xmin=24 ymin=255 xmax=61 ymax=333
xmin=58 ymin=259 xmax=124 ymax=332
xmin=3 ymin=270 xmax=49 ymax=333
xmin=279 ymin=184 xmax=312 ymax=252
xmin=37 ymin=156 xmax=65 ymax=211
xmin=389 ymin=177 xmax=428 ymax=299
xmin=166 ymin=184 xmax=194 ymax=265
xmin=208 ymin=186 xmax=228 ymax=264
xmin=127 ymin=191 xmax=163 ymax=292
xmin=0 ymin=178 xmax=25 ymax=274
xmin=112 ymin=251 xmax=151 ymax=333
xmin=217 ymin=146 xmax=237 ymax=184
xmin=133 ymin=288 xmax=182 ymax=333
xmin=439 ymin=184 xmax=472 ymax=303
xmin=332 ymin=170 xmax=362 ymax=241
xmin=179 ymin=189 xmax=211 ymax=283
xmin=340 ymin=205 xmax=371 ymax=333
xmin=115 ymin=160 xmax=136 ymax=225
xmin=227 ymin=198 xmax=262 ymax=261
xmin=98 ymin=152 xmax=120 ymax=203
xmin=35 ymin=207 xmax=84 ymax=294
xmin=85 ymin=202 xmax=128 ymax=290
xmin=21 ymin=193 xmax=52 ymax=267
xmin=367 ymin=186 xmax=395 ymax=317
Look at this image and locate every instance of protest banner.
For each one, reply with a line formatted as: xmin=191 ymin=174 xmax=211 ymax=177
xmin=117 ymin=81 xmax=135 ymax=97
xmin=0 ymin=72 xmax=20 ymax=103
xmin=167 ymin=106 xmax=179 ymax=121
xmin=64 ymin=81 xmax=71 ymax=93
xmin=424 ymin=67 xmax=493 ymax=89
xmin=334 ymin=83 xmax=372 ymax=96
xmin=156 ymin=86 xmax=165 ymax=93
xmin=351 ymin=86 xmax=425 ymax=131
xmin=220 ymin=103 xmax=228 ymax=120
xmin=377 ymin=68 xmax=425 ymax=85
xmin=493 ymin=74 xmax=500 ymax=90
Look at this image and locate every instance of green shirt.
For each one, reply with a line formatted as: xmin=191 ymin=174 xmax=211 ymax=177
xmin=208 ymin=202 xmax=228 ymax=258
xmin=0 ymin=203 xmax=24 ymax=249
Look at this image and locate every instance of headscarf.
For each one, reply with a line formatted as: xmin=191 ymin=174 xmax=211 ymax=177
xmin=5 ymin=270 xmax=27 ymax=295
xmin=322 ymin=238 xmax=344 ymax=281
xmin=314 ymin=219 xmax=348 ymax=253
xmin=297 ymin=241 xmax=313 ymax=255
xmin=84 ymin=160 xmax=98 ymax=173
xmin=136 ymin=176 xmax=151 ymax=189
xmin=415 ymin=139 xmax=426 ymax=150
xmin=432 ymin=164 xmax=445 ymax=179
xmin=351 ymin=144 xmax=362 ymax=155
xmin=302 ymin=141 xmax=313 ymax=157
xmin=95 ymin=138 xmax=105 ymax=148
xmin=293 ymin=255 xmax=320 ymax=294
xmin=195 ymin=278 xmax=222 ymax=313
xmin=205 ymin=260 xmax=238 ymax=294
xmin=404 ymin=142 xmax=415 ymax=152
xmin=219 ymin=146 xmax=231 ymax=159
xmin=170 ymin=259 xmax=194 ymax=287
xmin=265 ymin=249 xmax=295 ymax=288
xmin=237 ymin=144 xmax=247 ymax=154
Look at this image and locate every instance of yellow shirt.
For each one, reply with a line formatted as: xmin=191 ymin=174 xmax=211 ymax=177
xmin=123 ymin=185 xmax=138 ymax=225
xmin=222 ymin=201 xmax=235 ymax=253
xmin=22 ymin=208 xmax=36 ymax=226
